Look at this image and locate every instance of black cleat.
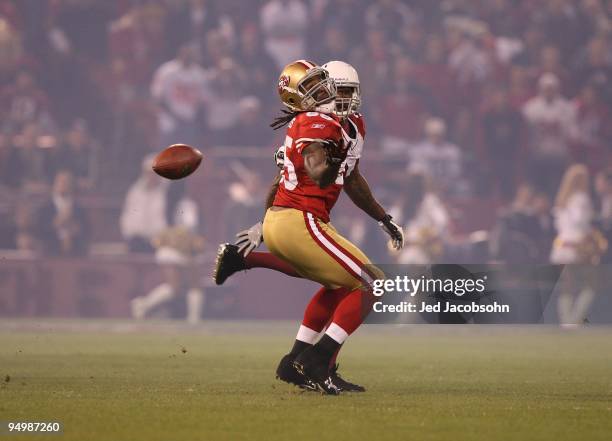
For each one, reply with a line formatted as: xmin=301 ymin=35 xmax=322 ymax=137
xmin=275 ymin=353 xmax=316 ymax=391
xmin=293 ymin=347 xmax=341 ymax=395
xmin=213 ymin=243 xmax=246 ymax=285
xmin=330 ymin=364 xmax=365 ymax=392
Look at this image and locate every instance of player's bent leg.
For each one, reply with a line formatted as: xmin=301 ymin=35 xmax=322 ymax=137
xmin=245 ymin=252 xmax=302 ymax=278
xmin=302 ymin=211 xmax=380 ymax=289
xmin=264 ymin=208 xmax=380 ymax=394
xmin=276 ymin=286 xmax=350 ymax=389
xmin=294 ymin=287 xmax=374 ymax=394
xmin=298 ymin=286 xmax=367 ymax=392
xmin=302 ymin=219 xmax=380 ymax=390
xmin=263 ymin=208 xmax=382 ymax=290
xmin=213 ymin=245 xmax=303 ymax=285
xmin=302 ymin=287 xmax=352 ymax=332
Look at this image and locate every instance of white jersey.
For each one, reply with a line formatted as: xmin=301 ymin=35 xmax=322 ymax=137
xmin=151 ymin=60 xmax=209 ymax=131
xmin=342 ymin=113 xmax=365 ymax=177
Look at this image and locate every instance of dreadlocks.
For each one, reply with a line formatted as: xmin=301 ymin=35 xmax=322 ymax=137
xmin=270 ymin=109 xmax=300 ymax=130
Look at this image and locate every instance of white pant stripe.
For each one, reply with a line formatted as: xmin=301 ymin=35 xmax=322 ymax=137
xmin=307 ymin=213 xmax=373 ymax=286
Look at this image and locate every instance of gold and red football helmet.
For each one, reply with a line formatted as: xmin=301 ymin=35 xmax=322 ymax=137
xmin=277 ymin=60 xmax=337 ymax=112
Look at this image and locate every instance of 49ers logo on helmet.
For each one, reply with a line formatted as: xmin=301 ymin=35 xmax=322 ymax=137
xmin=278 ymin=75 xmax=290 ymax=92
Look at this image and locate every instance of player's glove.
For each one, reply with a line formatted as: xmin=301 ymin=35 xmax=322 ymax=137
xmin=378 ymin=214 xmax=404 ymax=250
xmin=322 ymin=138 xmax=347 ymax=165
xmin=235 ymin=221 xmax=263 ymax=257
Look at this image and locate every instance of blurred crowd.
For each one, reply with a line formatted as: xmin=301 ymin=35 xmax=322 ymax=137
xmin=0 ymin=0 xmax=611 ymax=271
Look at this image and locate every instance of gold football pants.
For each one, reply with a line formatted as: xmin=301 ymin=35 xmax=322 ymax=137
xmin=263 ymin=208 xmax=380 ymax=290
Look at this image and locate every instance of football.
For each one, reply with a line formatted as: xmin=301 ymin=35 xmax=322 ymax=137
xmin=152 ymin=144 xmax=203 ymax=180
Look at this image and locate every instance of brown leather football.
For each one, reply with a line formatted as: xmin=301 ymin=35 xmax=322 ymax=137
xmin=152 ymin=144 xmax=203 ymax=180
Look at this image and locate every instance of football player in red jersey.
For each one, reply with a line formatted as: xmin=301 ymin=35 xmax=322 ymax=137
xmin=214 ymin=60 xmax=403 ymax=394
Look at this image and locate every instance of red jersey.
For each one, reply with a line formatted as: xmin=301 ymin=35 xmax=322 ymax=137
xmin=273 ymin=111 xmax=366 ymax=222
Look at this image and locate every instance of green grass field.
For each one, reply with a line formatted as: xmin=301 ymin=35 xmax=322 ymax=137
xmin=1 ymin=321 xmax=611 ymax=441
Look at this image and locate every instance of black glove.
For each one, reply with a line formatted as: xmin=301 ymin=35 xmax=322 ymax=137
xmin=378 ymin=214 xmax=404 ymax=250
xmin=322 ymin=139 xmax=347 ymax=165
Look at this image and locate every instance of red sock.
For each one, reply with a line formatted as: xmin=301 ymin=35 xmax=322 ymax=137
xmin=244 ymin=252 xmax=301 ymax=278
xmin=328 ymin=288 xmax=375 ymax=337
xmin=301 ymin=287 xmax=351 ymax=332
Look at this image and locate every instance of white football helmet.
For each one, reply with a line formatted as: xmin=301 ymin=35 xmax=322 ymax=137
xmin=322 ymin=60 xmax=361 ymax=118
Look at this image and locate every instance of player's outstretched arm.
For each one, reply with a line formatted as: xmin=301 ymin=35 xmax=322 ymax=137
xmin=343 ymin=162 xmax=386 ymax=220
xmin=344 ymin=162 xmax=404 ymax=250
